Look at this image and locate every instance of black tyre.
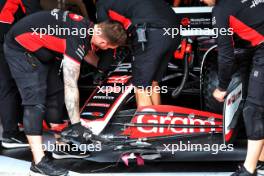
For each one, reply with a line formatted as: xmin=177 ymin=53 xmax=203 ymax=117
xmin=202 ymin=62 xmax=224 ymax=114
xmin=203 ymin=61 xmax=244 ymax=143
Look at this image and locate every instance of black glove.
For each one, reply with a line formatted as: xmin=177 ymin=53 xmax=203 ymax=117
xmin=60 ymin=122 xmax=109 ymax=145
xmin=60 ymin=122 xmax=93 ymax=144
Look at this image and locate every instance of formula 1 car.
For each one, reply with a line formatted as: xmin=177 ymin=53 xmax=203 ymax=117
xmin=72 ymin=64 xmax=243 ymax=164
xmin=58 ymin=7 xmax=249 ymax=164
xmin=19 ymin=7 xmax=247 ymax=166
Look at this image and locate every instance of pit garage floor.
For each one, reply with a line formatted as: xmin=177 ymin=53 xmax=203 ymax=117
xmin=0 ymin=156 xmax=233 ymax=176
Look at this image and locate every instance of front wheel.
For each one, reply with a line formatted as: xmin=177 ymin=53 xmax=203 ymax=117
xmin=202 ymin=62 xmax=224 ymax=114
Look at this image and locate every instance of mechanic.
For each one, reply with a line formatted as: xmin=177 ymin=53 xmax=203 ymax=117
xmin=0 ymin=0 xmax=68 ymax=151
xmin=201 ymin=0 xmax=264 ymax=175
xmin=0 ymin=0 xmax=41 ymax=148
xmin=3 ymin=9 xmax=127 ymax=175
xmin=96 ymin=0 xmax=180 ymax=107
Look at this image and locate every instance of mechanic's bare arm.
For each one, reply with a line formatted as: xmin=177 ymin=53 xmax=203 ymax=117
xmin=84 ymin=51 xmax=100 ymax=67
xmin=63 ymin=55 xmax=81 ymax=124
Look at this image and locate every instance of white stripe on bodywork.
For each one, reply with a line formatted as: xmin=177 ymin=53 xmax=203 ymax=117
xmin=173 ymin=7 xmax=213 ymax=14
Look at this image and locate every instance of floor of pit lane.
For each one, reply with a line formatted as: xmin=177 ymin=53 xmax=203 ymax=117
xmin=0 ymin=94 xmax=243 ymax=175
xmin=0 ymin=155 xmax=237 ymax=176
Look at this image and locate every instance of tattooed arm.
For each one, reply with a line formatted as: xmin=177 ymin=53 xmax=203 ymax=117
xmin=63 ymin=55 xmax=81 ymax=124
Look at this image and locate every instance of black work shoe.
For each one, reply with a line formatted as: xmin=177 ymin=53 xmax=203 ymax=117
xmin=52 ymin=143 xmax=90 ymax=159
xmin=60 ymin=122 xmax=94 ymax=144
xmin=30 ymin=156 xmax=69 ymax=176
xmin=257 ymin=160 xmax=264 ymax=175
xmin=1 ymin=132 xmax=29 ymax=149
xmin=231 ymin=165 xmax=257 ymax=176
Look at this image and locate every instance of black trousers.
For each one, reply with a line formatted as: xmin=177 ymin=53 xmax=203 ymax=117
xmin=131 ymin=28 xmax=180 ymax=87
xmin=1 ymin=43 xmax=66 ymax=138
xmin=242 ymin=44 xmax=264 ymax=140
xmin=0 ymin=43 xmax=22 ymax=138
xmin=246 ymin=44 xmax=264 ymax=107
xmin=235 ymin=48 xmax=254 ymax=99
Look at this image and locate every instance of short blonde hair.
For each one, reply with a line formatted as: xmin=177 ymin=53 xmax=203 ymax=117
xmin=98 ymin=20 xmax=128 ymax=46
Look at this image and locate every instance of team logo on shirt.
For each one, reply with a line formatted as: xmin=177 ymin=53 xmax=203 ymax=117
xmin=69 ymin=13 xmax=84 ymax=22
xmin=250 ymin=0 xmax=264 ymax=8
xmin=51 ymin=9 xmax=60 ymax=20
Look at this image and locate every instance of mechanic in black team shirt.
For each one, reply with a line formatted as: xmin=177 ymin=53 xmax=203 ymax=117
xmin=0 ymin=0 xmax=41 ymax=148
xmin=201 ymin=0 xmax=264 ymax=175
xmin=4 ymin=9 xmax=127 ymax=176
xmin=96 ymin=0 xmax=180 ymax=108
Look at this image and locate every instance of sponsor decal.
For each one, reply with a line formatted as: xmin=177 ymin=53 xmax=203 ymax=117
xmin=123 ymin=106 xmax=222 ymax=138
xmin=69 ymin=13 xmax=84 ymax=21
xmin=51 ymin=9 xmax=60 ymax=20
xmin=250 ymin=0 xmax=264 ymax=8
xmin=86 ymin=103 xmax=110 ymax=108
xmin=212 ymin=16 xmax=216 ymax=26
xmin=93 ymin=96 xmax=115 ymax=100
xmin=181 ymin=18 xmax=191 ymax=27
xmin=254 ymin=70 xmax=259 ymax=77
xmin=107 ymin=75 xmax=132 ymax=84
xmin=81 ymin=112 xmax=104 ymax=117
xmin=114 ymin=63 xmax=132 ymax=72
xmin=136 ymin=111 xmax=216 ymax=134
xmin=224 ymin=83 xmax=242 ymax=142
xmin=227 ymin=90 xmax=242 ymax=106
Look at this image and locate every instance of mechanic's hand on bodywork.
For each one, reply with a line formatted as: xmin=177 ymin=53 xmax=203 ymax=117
xmin=213 ymin=88 xmax=227 ymax=102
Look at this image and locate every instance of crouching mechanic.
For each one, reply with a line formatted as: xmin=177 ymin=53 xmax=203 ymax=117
xmin=201 ymin=0 xmax=264 ymax=175
xmin=4 ymin=9 xmax=127 ymax=176
xmin=96 ymin=0 xmax=180 ymax=107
